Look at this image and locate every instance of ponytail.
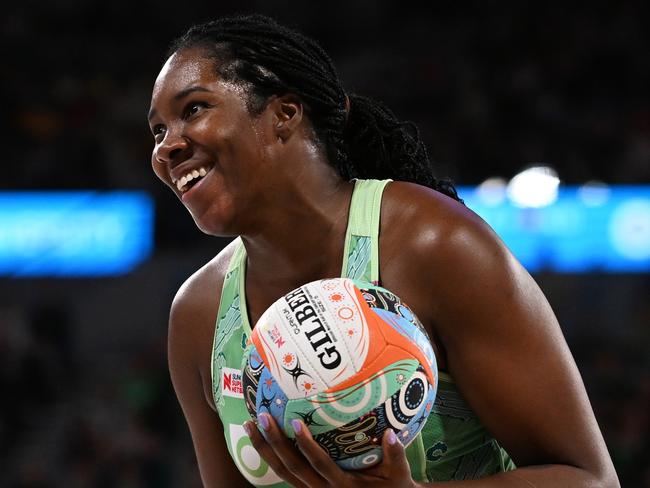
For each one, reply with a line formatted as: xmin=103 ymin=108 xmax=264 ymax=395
xmin=330 ymin=94 xmax=464 ymax=204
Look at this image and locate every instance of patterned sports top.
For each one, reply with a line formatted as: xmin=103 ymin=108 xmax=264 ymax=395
xmin=211 ymin=179 xmax=515 ymax=486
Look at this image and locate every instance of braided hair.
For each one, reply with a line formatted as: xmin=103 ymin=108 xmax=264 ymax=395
xmin=168 ymin=14 xmax=464 ymax=204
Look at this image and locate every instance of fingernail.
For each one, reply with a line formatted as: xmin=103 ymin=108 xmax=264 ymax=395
xmin=291 ymin=419 xmax=302 ymax=435
xmin=259 ymin=413 xmax=270 ymax=431
xmin=387 ymin=429 xmax=397 ymax=445
xmin=243 ymin=422 xmax=252 ymax=436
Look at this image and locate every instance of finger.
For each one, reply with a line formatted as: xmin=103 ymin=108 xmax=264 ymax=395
xmin=254 ymin=414 xmax=326 ymax=488
xmin=292 ymin=419 xmax=346 ymax=484
xmin=379 ymin=428 xmax=412 ymax=478
xmin=243 ymin=419 xmax=310 ymax=488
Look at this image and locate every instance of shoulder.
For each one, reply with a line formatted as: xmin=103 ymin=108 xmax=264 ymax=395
xmin=168 ymin=238 xmax=241 ymax=370
xmin=380 ymin=181 xmax=515 ymax=321
xmin=382 ymin=184 xmax=617 ymax=479
xmin=171 ymin=237 xmax=240 ymax=313
xmin=381 ymin=180 xmax=495 ymax=249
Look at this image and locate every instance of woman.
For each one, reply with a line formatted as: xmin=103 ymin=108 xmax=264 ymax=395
xmin=148 ymin=14 xmax=619 ymax=488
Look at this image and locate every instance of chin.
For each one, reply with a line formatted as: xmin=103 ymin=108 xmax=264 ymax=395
xmin=189 ymin=207 xmax=237 ymax=238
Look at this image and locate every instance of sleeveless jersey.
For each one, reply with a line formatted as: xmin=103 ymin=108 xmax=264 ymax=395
xmin=211 ymin=179 xmax=515 ymax=486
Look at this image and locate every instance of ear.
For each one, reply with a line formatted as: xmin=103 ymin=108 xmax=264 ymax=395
xmin=269 ymin=94 xmax=303 ymax=142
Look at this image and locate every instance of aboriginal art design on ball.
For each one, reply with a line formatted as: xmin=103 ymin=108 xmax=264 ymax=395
xmin=303 ymin=364 xmax=434 ymax=467
xmin=242 ymin=278 xmax=438 ymax=469
xmin=337 ymin=447 xmax=384 ymax=470
xmin=242 ymin=346 xmax=265 ymax=416
xmin=321 ymin=279 xmax=340 ymax=291
xmin=284 ymin=360 xmax=419 ymax=434
xmin=356 ymin=283 xmax=436 ymax=369
xmin=313 ymin=413 xmax=381 ymax=461
xmin=281 ymin=355 xmax=313 ymax=388
xmin=242 ymin=346 xmax=290 ymax=427
xmin=293 ymin=408 xmax=326 ymax=428
xmin=357 ymin=285 xmax=425 ymax=333
xmin=256 ymin=368 xmax=289 ymax=428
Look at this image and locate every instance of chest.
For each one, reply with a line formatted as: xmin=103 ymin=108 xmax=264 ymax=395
xmin=200 ymin=256 xmax=446 ymax=412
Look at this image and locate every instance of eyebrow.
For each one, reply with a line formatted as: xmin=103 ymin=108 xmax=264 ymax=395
xmin=147 ymin=85 xmax=212 ymax=121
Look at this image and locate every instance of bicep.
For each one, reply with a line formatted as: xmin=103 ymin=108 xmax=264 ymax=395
xmin=429 ymin=217 xmax=611 ymax=475
xmin=168 ymin=298 xmax=250 ymax=488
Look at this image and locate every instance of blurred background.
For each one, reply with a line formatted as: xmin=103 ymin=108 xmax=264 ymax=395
xmin=2 ymin=1 xmax=649 ymax=486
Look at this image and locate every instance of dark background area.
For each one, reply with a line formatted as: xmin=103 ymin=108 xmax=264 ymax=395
xmin=1 ymin=1 xmax=648 ymax=486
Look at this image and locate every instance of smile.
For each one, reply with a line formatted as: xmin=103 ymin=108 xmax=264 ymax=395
xmin=173 ymin=167 xmax=208 ymax=192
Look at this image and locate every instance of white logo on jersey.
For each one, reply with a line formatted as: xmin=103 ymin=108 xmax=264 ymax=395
xmin=229 ymin=424 xmax=283 ymax=485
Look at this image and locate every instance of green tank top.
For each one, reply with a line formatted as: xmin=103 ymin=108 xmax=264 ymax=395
xmin=211 ymin=179 xmax=515 ymax=486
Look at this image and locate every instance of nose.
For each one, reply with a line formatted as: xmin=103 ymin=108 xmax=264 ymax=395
xmin=153 ymin=130 xmax=190 ymax=165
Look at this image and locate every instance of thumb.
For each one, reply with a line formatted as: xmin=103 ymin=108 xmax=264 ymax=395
xmin=381 ymin=428 xmax=411 ymax=477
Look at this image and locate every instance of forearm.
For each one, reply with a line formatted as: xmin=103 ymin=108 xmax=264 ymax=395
xmin=417 ymin=464 xmax=619 ymax=488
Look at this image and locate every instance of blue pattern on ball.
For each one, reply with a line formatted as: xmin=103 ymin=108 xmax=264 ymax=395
xmin=336 ymin=447 xmax=384 ymax=470
xmin=373 ymin=308 xmax=436 ymax=366
xmin=256 ymin=367 xmax=289 ymax=429
xmin=396 ymin=381 xmax=436 ymax=447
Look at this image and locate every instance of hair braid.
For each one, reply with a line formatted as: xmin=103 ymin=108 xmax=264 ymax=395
xmin=168 ymin=14 xmax=464 ymax=205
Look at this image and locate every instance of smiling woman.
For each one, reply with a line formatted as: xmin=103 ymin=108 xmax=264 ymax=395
xmin=149 ymin=14 xmax=619 ymax=488
xmin=149 ymin=50 xmax=282 ymax=234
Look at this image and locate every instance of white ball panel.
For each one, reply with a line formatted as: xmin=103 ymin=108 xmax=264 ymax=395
xmin=313 ymin=278 xmax=370 ymax=371
xmin=254 ymin=304 xmax=329 ymax=399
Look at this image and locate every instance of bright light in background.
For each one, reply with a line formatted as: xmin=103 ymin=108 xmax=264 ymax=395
xmin=476 ymin=177 xmax=508 ymax=206
xmin=507 ymin=165 xmax=560 ymax=208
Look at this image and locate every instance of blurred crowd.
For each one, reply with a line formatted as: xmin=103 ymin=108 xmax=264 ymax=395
xmin=3 ymin=2 xmax=649 ymax=248
xmin=0 ymin=302 xmax=201 ymax=487
xmin=2 ymin=0 xmax=649 ymax=486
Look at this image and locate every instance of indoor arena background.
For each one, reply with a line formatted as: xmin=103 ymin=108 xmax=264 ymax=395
xmin=1 ymin=1 xmax=648 ymax=486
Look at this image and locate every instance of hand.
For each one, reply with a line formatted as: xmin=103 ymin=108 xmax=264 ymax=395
xmin=243 ymin=413 xmax=418 ymax=488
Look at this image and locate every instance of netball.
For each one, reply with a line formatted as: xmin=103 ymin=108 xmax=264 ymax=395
xmin=242 ymin=278 xmax=438 ymax=469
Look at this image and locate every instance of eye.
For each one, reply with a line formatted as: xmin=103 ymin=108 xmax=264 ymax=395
xmin=183 ymin=101 xmax=210 ymax=120
xmin=152 ymin=124 xmax=166 ymax=139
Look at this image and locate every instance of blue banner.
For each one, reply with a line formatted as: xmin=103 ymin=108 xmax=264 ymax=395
xmin=0 ymin=191 xmax=154 ymax=277
xmin=1 ymin=186 xmax=647 ymax=276
xmin=459 ymin=185 xmax=650 ymax=272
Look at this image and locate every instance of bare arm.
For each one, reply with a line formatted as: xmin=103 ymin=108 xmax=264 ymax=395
xmin=168 ymin=263 xmax=251 ymax=488
xmin=219 ymin=184 xmax=620 ymax=488
xmin=409 ymin=194 xmax=620 ymax=487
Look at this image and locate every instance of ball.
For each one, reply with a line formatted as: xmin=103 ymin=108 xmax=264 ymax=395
xmin=241 ymin=278 xmax=437 ymax=470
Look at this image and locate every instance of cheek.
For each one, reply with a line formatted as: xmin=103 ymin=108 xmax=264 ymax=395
xmin=151 ymin=154 xmax=171 ymax=186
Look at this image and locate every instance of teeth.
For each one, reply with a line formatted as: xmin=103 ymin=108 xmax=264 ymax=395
xmin=174 ymin=167 xmax=208 ymax=192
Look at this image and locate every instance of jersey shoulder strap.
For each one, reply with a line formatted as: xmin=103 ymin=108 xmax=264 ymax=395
xmin=341 ymin=178 xmax=391 ymax=284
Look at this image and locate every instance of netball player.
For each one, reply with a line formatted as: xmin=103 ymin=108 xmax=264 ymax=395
xmin=148 ymin=14 xmax=619 ymax=488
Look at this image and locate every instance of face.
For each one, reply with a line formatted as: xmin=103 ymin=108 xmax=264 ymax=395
xmin=148 ymin=47 xmax=278 ymax=235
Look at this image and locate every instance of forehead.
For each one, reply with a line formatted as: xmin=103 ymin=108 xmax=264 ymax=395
xmin=151 ymin=48 xmax=217 ymax=100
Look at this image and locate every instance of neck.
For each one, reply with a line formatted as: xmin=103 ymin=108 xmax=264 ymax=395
xmin=240 ymin=167 xmax=354 ymax=289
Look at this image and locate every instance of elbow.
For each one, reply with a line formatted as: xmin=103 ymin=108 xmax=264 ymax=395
xmin=583 ymin=460 xmax=620 ymax=488
xmin=595 ymin=449 xmax=621 ymax=488
xmin=599 ymin=468 xmax=621 ymax=488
